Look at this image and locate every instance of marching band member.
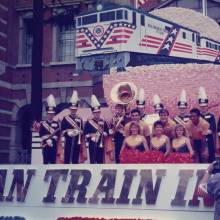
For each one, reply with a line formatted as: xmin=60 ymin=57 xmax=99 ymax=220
xmin=159 ymin=108 xmax=176 ymax=140
xmin=140 ymin=94 xmax=162 ymax=134
xmin=174 ymin=89 xmax=190 ymax=124
xmin=136 ymin=88 xmax=147 ymax=120
xmin=199 ymin=87 xmax=216 ymax=163
xmin=39 ymin=94 xmax=60 ymax=164
xmin=84 ymin=95 xmax=109 ymax=164
xmin=153 ymin=94 xmax=164 ymax=114
xmin=185 ymin=108 xmax=209 ymax=163
xmin=124 ymin=108 xmax=150 ymax=146
xmin=109 ymin=103 xmax=129 ymax=163
xmin=61 ymin=91 xmax=85 ymax=164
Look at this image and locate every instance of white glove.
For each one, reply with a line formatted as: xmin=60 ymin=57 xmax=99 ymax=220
xmin=207 ymin=130 xmax=212 ymax=135
xmin=109 ymin=129 xmax=114 ymax=135
xmin=46 ymin=139 xmax=53 ymax=147
xmin=67 ymin=130 xmax=74 ymax=137
xmin=103 ymin=132 xmax=108 ymax=137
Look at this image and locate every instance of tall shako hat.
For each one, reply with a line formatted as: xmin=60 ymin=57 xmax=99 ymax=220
xmin=46 ymin=94 xmax=56 ymax=114
xmin=69 ymin=90 xmax=79 ymax=109
xmin=91 ymin=95 xmax=101 ymax=112
xmin=178 ymin=89 xmax=187 ymax=109
xmin=136 ymin=88 xmax=145 ymax=108
xmin=153 ymin=94 xmax=164 ymax=111
xmin=198 ymin=86 xmax=208 ymax=106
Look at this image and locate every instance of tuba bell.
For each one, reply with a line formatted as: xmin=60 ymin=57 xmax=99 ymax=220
xmin=110 ymin=81 xmax=137 ymax=104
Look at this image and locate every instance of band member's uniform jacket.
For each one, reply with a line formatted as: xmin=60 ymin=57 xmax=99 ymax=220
xmin=109 ymin=114 xmax=129 ymax=163
xmin=39 ymin=120 xmax=60 ymax=164
xmin=84 ymin=118 xmax=109 ymax=164
xmin=185 ymin=117 xmax=209 ymax=163
xmin=201 ymin=112 xmax=216 ymax=162
xmin=173 ymin=114 xmax=190 ymax=124
xmin=61 ymin=114 xmax=83 ymax=164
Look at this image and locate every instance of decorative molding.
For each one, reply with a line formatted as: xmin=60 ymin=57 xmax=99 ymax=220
xmin=49 ymin=61 xmax=76 ymax=66
xmin=0 ymin=80 xmax=95 ymax=91
xmin=0 ymin=109 xmax=12 ymax=115
xmin=0 ymin=123 xmax=13 ymax=128
xmin=0 ymin=136 xmax=10 ymax=140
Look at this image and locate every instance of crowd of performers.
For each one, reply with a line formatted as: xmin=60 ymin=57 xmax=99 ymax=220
xmin=37 ymin=85 xmax=220 ymax=164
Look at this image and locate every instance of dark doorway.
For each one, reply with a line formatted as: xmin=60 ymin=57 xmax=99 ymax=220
xmin=15 ymin=104 xmax=32 ymax=163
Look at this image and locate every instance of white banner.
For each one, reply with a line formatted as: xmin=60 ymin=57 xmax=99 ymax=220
xmin=0 ymin=164 xmax=214 ymax=220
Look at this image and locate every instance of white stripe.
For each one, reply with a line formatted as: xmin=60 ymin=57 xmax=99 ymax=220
xmin=0 ymin=4 xmax=8 ymax=11
xmin=0 ymin=32 xmax=7 ymax=38
xmin=0 ymin=45 xmax=6 ymax=51
xmin=0 ymin=18 xmax=7 ymax=25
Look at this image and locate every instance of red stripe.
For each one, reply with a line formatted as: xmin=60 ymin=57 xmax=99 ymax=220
xmin=141 ymin=39 xmax=161 ymax=45
xmin=76 ymin=39 xmax=89 ymax=44
xmin=197 ymin=48 xmax=218 ymax=54
xmin=173 ymin=49 xmax=192 ymax=54
xmin=147 ymin=44 xmax=159 ymax=48
xmin=197 ymin=52 xmax=217 ymax=57
xmin=76 ymin=34 xmax=85 ymax=39
xmin=145 ymin=35 xmax=163 ymax=41
xmin=173 ymin=45 xmax=192 ymax=51
xmin=113 ymin=29 xmax=133 ymax=34
xmin=106 ymin=40 xmax=127 ymax=45
xmin=76 ymin=43 xmax=92 ymax=48
xmin=139 ymin=43 xmax=159 ymax=48
xmin=175 ymin=42 xmax=192 ymax=48
xmin=110 ymin=34 xmax=130 ymax=39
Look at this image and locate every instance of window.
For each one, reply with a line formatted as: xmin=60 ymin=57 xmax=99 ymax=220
xmin=206 ymin=41 xmax=209 ymax=48
xmin=57 ymin=24 xmax=75 ymax=62
xmin=22 ymin=19 xmax=33 ymax=64
xmin=182 ymin=32 xmax=186 ymax=39
xmin=124 ymin=10 xmax=128 ymax=20
xmin=82 ymin=14 xmax=97 ymax=25
xmin=116 ymin=10 xmax=123 ymax=19
xmin=132 ymin=12 xmax=136 ymax=25
xmin=100 ymin=11 xmax=115 ymax=22
xmin=215 ymin=44 xmax=217 ymax=50
xmin=77 ymin=17 xmax=82 ymax=26
xmin=192 ymin=33 xmax=195 ymax=42
xmin=141 ymin=15 xmax=145 ymax=26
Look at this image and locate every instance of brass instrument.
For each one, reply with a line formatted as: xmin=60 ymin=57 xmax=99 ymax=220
xmin=110 ymin=82 xmax=137 ymax=105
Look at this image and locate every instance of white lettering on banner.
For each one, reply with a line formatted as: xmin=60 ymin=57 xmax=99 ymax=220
xmin=0 ymin=164 xmax=214 ymax=220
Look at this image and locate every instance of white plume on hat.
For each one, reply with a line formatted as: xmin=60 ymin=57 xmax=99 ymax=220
xmin=198 ymin=87 xmax=207 ymax=100
xmin=70 ymin=90 xmax=79 ymax=104
xmin=153 ymin=94 xmax=161 ymax=105
xmin=91 ymin=95 xmax=100 ymax=108
xmin=138 ymin=88 xmax=145 ymax=102
xmin=180 ymin=89 xmax=187 ymax=102
xmin=47 ymin=94 xmax=56 ymax=107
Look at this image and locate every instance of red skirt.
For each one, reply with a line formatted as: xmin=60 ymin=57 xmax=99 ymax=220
xmin=164 ymin=152 xmax=194 ymax=163
xmin=120 ymin=148 xmax=165 ymax=163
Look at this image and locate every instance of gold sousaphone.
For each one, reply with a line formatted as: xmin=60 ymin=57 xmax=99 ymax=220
xmin=110 ymin=81 xmax=138 ymax=104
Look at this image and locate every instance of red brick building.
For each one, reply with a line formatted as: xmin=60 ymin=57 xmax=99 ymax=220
xmin=0 ymin=0 xmax=153 ymax=164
